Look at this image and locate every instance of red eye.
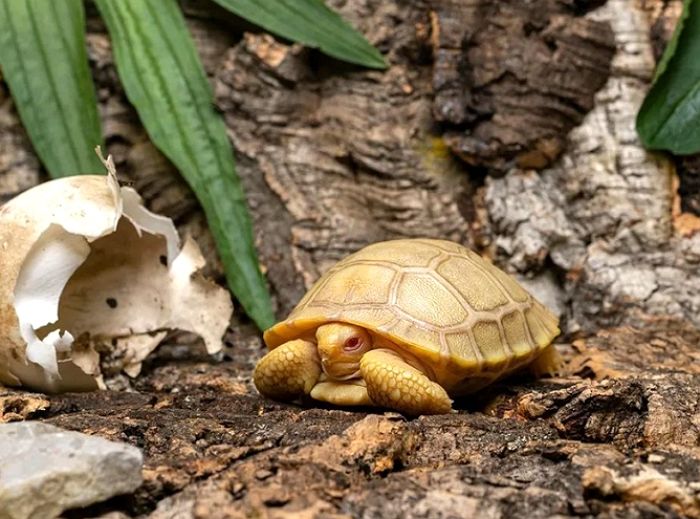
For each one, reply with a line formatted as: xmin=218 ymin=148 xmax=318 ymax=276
xmin=343 ymin=337 xmax=362 ymax=351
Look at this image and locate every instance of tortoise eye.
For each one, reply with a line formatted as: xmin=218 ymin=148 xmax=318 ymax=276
xmin=343 ymin=337 xmax=362 ymax=352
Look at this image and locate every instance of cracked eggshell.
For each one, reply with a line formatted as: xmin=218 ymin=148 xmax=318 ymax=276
xmin=0 ymin=160 xmax=233 ymax=393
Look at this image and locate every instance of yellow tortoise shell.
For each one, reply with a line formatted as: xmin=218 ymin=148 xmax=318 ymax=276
xmin=264 ymin=239 xmax=559 ymax=394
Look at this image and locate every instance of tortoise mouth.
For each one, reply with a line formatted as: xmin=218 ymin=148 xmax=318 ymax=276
xmin=320 ymin=359 xmax=361 ymax=381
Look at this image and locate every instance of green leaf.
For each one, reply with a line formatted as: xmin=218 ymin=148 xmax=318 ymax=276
xmin=636 ymin=0 xmax=700 ymax=154
xmin=94 ymin=0 xmax=274 ymax=330
xmin=211 ymin=0 xmax=387 ymax=69
xmin=0 ymin=0 xmax=104 ymax=177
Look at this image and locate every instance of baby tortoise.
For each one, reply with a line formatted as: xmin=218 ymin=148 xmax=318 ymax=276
xmin=254 ymin=239 xmax=560 ymax=415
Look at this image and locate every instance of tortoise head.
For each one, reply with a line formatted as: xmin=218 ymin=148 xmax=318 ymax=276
xmin=316 ymin=322 xmax=372 ymax=380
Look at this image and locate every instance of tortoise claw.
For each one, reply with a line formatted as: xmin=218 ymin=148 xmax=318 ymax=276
xmin=253 ymin=339 xmax=321 ymax=401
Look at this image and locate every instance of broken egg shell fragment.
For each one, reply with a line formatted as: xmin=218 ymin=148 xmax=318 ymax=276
xmin=0 ymin=171 xmax=233 ymax=393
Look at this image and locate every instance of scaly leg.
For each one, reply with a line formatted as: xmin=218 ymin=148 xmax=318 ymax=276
xmin=253 ymin=339 xmax=321 ymax=401
xmin=529 ymin=343 xmax=562 ymax=378
xmin=360 ymin=349 xmax=452 ymax=415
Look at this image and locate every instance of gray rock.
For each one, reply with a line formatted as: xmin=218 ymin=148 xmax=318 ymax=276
xmin=517 ymin=271 xmax=566 ymax=318
xmin=0 ymin=422 xmax=142 ymax=519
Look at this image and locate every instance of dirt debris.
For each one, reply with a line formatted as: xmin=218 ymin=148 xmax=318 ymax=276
xmin=0 ymin=319 xmax=693 ymax=518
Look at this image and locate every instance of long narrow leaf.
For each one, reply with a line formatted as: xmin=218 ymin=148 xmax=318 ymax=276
xmin=0 ymin=0 xmax=104 ymax=176
xmin=636 ymin=0 xmax=700 ymax=154
xmin=212 ymin=0 xmax=386 ymax=69
xmin=94 ymin=0 xmax=274 ymax=330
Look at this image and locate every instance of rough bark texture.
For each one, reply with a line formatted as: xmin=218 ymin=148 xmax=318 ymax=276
xmin=0 ymin=84 xmax=41 ymax=205
xmin=484 ymin=0 xmax=700 ymax=333
xmin=431 ymin=0 xmax=615 ymax=173
xmin=677 ymin=155 xmax=700 ymax=217
xmin=1 ymin=0 xmax=699 ymax=517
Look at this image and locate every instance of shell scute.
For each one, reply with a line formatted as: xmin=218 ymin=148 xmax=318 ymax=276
xmin=350 ymin=239 xmax=441 ymax=267
xmin=525 ymin=305 xmax=558 ymax=347
xmin=484 ymin=262 xmax=530 ymax=303
xmin=436 ymin=256 xmax=510 ymax=311
xmin=395 ymin=272 xmax=467 ymax=327
xmin=471 ymin=321 xmax=508 ymax=371
xmin=313 ymin=263 xmax=396 ymax=306
xmin=445 ymin=332 xmax=479 ymax=365
xmin=502 ymin=311 xmax=533 ymax=357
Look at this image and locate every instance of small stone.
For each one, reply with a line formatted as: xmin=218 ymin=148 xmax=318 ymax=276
xmin=255 ymin=469 xmax=274 ymax=480
xmin=229 ymin=481 xmax=246 ymax=496
xmin=0 ymin=422 xmax=143 ymax=519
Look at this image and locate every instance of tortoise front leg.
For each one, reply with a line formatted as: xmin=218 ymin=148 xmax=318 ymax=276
xmin=253 ymin=339 xmax=321 ymax=401
xmin=360 ymin=349 xmax=453 ymax=416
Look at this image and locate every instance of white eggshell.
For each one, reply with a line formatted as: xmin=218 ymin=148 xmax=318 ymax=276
xmin=0 ymin=158 xmax=233 ymax=393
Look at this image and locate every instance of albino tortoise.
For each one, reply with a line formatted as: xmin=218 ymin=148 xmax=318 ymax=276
xmin=254 ymin=239 xmax=560 ymax=415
